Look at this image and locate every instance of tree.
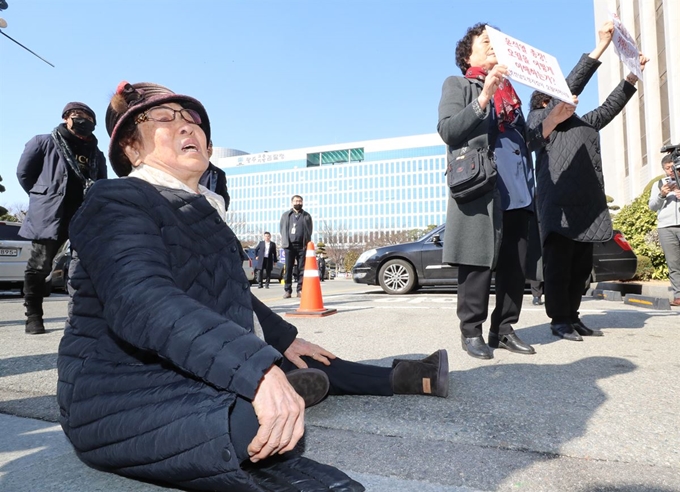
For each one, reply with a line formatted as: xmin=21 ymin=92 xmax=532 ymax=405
xmin=0 ymin=203 xmax=26 ymax=222
xmin=318 ymin=220 xmax=351 ymax=271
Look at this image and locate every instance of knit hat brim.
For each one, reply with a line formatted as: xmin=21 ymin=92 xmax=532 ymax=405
xmin=105 ymin=82 xmax=211 ymax=177
xmin=62 ymin=102 xmax=97 ymax=125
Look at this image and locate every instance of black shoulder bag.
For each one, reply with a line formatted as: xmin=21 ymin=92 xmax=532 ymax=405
xmin=445 ymin=146 xmax=497 ymax=203
xmin=445 ymin=93 xmax=499 ymax=203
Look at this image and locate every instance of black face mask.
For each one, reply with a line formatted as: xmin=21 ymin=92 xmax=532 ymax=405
xmin=293 ymin=204 xmax=302 ymax=211
xmin=71 ymin=118 xmax=95 ymax=137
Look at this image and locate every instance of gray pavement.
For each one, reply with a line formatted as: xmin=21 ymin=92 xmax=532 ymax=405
xmin=1 ymin=278 xmax=679 ymax=491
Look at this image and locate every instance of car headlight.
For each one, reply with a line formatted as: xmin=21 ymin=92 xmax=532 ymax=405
xmin=355 ymin=249 xmax=377 ymax=265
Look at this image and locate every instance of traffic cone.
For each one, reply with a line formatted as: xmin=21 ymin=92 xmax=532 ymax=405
xmin=286 ymin=242 xmax=337 ymax=318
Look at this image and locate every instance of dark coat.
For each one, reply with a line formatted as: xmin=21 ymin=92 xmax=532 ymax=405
xmin=253 ymin=240 xmax=278 ymax=270
xmin=437 ymin=76 xmax=544 ymax=268
xmin=57 ymin=177 xmax=283 ymax=491
xmin=528 ymin=54 xmax=637 ymax=243
xmin=200 ymin=162 xmax=230 ymax=211
xmin=279 ymin=209 xmax=313 ymax=249
xmin=16 ymin=132 xmax=106 ymax=240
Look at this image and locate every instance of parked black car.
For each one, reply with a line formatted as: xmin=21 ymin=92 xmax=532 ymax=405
xmin=352 ymin=225 xmax=638 ymax=295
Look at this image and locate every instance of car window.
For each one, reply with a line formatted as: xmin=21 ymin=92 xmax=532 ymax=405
xmin=0 ymin=223 xmax=23 ymax=241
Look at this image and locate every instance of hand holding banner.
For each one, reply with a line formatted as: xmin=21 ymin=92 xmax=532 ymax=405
xmin=485 ymin=26 xmax=574 ymax=105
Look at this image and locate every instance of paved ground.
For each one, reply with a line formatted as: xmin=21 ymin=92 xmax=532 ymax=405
xmin=1 ymin=278 xmax=679 ymax=491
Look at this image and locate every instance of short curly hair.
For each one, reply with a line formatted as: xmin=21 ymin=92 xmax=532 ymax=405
xmin=529 ymin=90 xmax=553 ymax=110
xmin=455 ymin=22 xmax=496 ymax=74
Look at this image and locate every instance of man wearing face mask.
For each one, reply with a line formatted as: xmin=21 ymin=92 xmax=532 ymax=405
xmin=16 ymin=102 xmax=107 ymax=335
xmin=280 ymin=195 xmax=313 ymax=298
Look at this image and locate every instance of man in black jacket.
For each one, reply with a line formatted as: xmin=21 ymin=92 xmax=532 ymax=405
xmin=280 ymin=195 xmax=313 ymax=298
xmin=254 ymin=231 xmax=278 ymax=289
xmin=16 ymin=102 xmax=107 ymax=334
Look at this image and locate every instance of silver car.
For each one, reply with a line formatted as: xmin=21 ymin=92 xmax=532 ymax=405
xmin=0 ymin=221 xmax=31 ymax=293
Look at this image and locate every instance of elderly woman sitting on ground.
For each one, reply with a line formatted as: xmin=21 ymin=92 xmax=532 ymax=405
xmin=56 ymin=81 xmax=360 ymax=491
xmin=57 ymin=81 xmax=448 ymax=492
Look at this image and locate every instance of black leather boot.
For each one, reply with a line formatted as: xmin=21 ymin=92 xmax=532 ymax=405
xmin=24 ymin=294 xmax=45 ymax=335
xmin=245 ymin=454 xmax=365 ymax=491
xmin=488 ymin=332 xmax=536 ymax=354
xmin=461 ymin=335 xmax=493 ymax=359
xmin=286 ymin=368 xmax=330 ymax=408
xmin=572 ymin=320 xmax=603 ymax=337
xmin=390 ymin=349 xmax=449 ymax=398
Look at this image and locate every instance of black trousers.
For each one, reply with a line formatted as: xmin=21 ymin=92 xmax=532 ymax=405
xmin=543 ymin=232 xmax=593 ymax=324
xmin=257 ymin=257 xmax=273 ymax=287
xmin=457 ymin=209 xmax=530 ymax=338
xmin=24 ymin=239 xmax=64 ymax=315
xmin=284 ymin=246 xmax=306 ymax=293
xmin=230 ymin=356 xmax=392 ymax=462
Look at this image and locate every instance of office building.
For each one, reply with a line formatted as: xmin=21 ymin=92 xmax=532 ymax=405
xmin=212 ymin=134 xmax=448 ymax=245
xmin=594 ymin=0 xmax=679 ymax=205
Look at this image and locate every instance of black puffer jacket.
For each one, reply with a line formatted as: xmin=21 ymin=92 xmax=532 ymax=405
xmin=528 ymin=54 xmax=636 ymax=243
xmin=57 ymin=177 xmax=283 ymax=491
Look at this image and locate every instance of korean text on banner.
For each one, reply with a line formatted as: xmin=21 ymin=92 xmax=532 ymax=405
xmin=610 ymin=12 xmax=642 ymax=79
xmin=485 ymin=26 xmax=574 ymax=105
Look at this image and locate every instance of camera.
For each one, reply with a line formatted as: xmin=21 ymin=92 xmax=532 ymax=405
xmin=661 ymin=143 xmax=680 ymax=184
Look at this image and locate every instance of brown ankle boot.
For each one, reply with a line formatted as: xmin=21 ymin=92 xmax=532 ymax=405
xmin=391 ymin=349 xmax=449 ymax=398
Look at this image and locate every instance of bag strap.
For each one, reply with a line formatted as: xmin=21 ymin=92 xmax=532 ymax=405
xmin=51 ymin=128 xmax=96 ymax=191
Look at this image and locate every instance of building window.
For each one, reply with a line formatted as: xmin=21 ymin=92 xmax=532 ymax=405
xmin=306 ymin=147 xmax=364 ymax=167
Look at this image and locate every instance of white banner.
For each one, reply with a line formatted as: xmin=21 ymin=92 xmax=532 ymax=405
xmin=486 ymin=26 xmax=574 ymax=105
xmin=610 ymin=12 xmax=643 ymax=79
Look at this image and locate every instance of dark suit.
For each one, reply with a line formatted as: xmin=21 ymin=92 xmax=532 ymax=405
xmin=254 ymin=240 xmax=278 ymax=287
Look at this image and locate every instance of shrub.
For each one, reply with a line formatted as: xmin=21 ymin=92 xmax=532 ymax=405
xmin=612 ymin=175 xmax=668 ymax=280
xmin=343 ymin=249 xmax=361 ymax=273
xmin=634 ymin=255 xmax=656 ymax=280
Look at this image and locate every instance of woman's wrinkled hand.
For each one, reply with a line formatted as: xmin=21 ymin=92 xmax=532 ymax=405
xmin=248 ymin=365 xmax=305 ymax=462
xmin=284 ymin=337 xmax=336 ymax=369
xmin=478 ymin=65 xmax=508 ymax=108
xmin=550 ymin=96 xmax=578 ymax=124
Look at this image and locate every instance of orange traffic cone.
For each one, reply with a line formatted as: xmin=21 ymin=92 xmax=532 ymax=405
xmin=286 ymin=242 xmax=337 ymax=318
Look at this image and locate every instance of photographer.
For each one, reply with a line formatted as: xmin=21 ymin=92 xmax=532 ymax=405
xmin=649 ymin=152 xmax=680 ymax=306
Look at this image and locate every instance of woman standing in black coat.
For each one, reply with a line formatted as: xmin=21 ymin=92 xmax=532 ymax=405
xmin=56 ymin=81 xmax=366 ymax=492
xmin=527 ymin=22 xmax=648 ymax=341
xmin=437 ymin=23 xmax=574 ymax=360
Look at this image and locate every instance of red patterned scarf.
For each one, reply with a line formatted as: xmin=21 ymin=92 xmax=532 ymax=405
xmin=465 ymin=66 xmax=521 ymax=132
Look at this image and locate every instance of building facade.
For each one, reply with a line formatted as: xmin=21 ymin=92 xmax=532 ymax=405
xmin=594 ymin=0 xmax=679 ymax=205
xmin=213 ymin=134 xmax=448 ymax=245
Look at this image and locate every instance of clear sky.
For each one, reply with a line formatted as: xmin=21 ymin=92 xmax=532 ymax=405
xmin=0 ymin=0 xmax=604 ymax=209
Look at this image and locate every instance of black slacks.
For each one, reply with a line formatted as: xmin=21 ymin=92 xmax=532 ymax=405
xmin=284 ymin=246 xmax=306 ymax=293
xmin=457 ymin=209 xmax=530 ymax=338
xmin=257 ymin=257 xmax=273 ymax=287
xmin=24 ymin=239 xmax=64 ymax=314
xmin=543 ymin=232 xmax=593 ymax=324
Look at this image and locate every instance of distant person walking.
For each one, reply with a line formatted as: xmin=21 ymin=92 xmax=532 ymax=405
xmin=649 ymin=153 xmax=680 ymax=306
xmin=254 ymin=231 xmax=278 ymax=289
xmin=280 ymin=195 xmax=313 ymax=298
xmin=16 ymin=102 xmax=107 ymax=334
xmin=318 ymin=255 xmax=327 ymax=282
